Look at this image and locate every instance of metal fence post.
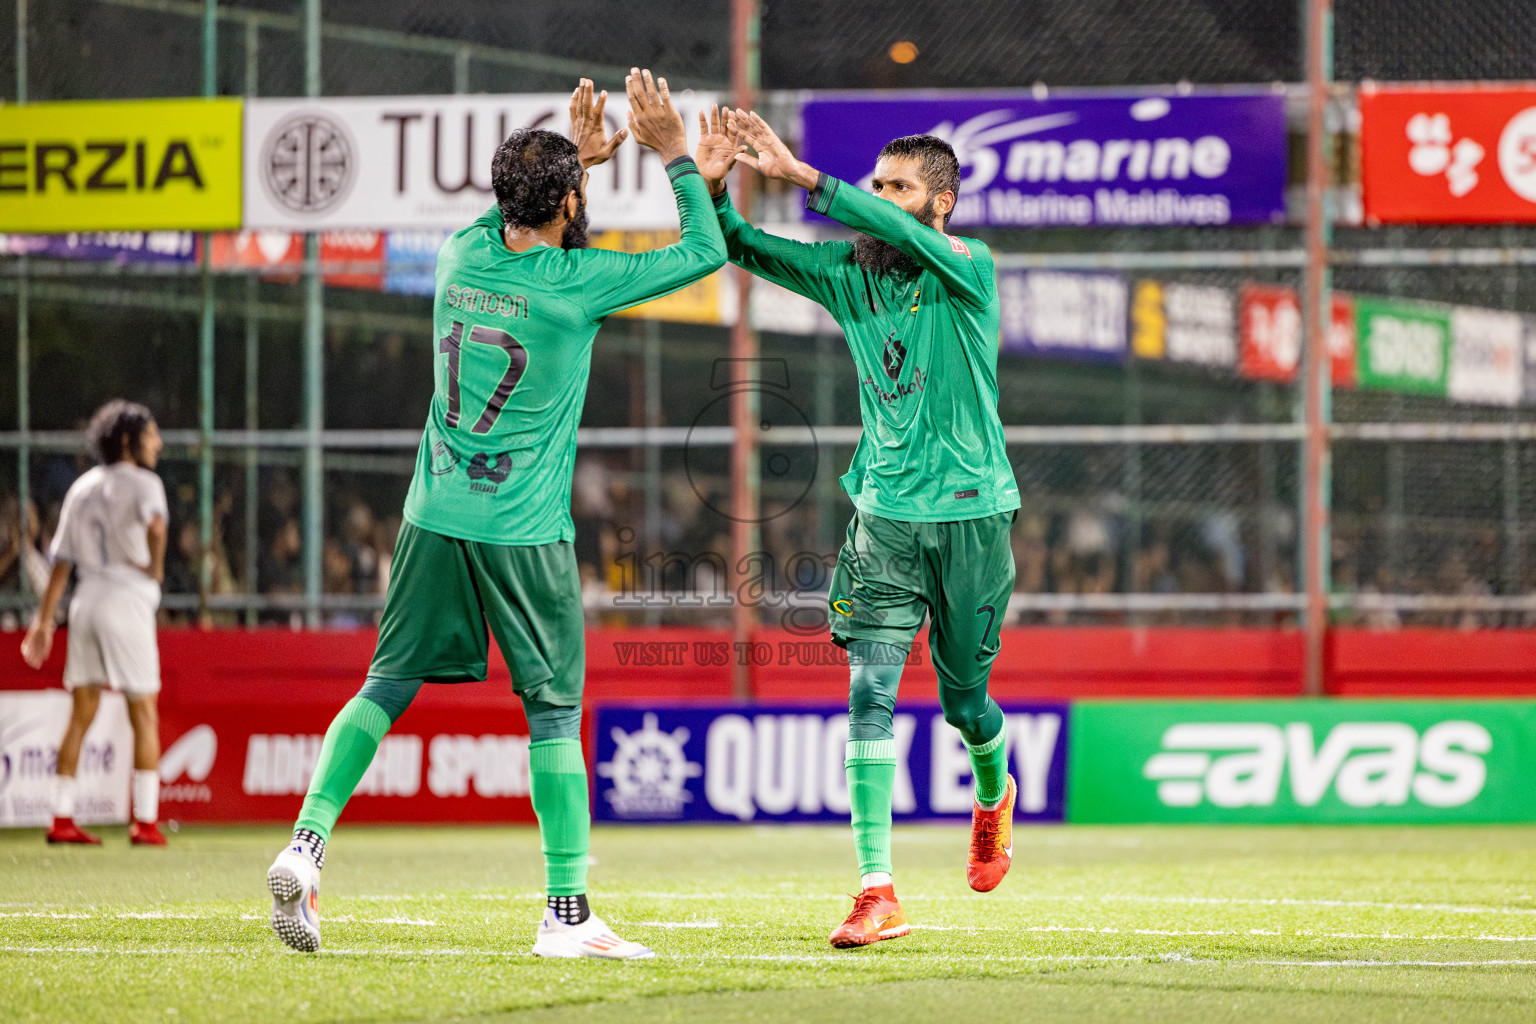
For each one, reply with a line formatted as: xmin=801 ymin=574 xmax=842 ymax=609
xmin=302 ymin=0 xmax=324 ymax=627
xmin=15 ymin=0 xmax=27 ymax=603
xmin=1301 ymin=0 xmax=1335 ymax=694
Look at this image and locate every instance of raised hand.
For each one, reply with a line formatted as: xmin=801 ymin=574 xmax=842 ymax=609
xmin=731 ymin=109 xmax=819 ymax=190
xmin=624 ymin=68 xmax=688 ymax=164
xmin=696 ymin=105 xmax=746 ymax=196
xmin=569 ymin=78 xmax=626 ymax=169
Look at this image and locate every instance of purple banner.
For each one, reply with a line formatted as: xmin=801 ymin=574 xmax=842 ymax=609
xmin=801 ymin=91 xmax=1288 ymax=228
xmin=0 ymin=231 xmax=196 ymax=262
xmin=999 ymin=269 xmax=1129 ymax=363
xmin=592 ymin=702 xmax=1069 ymax=824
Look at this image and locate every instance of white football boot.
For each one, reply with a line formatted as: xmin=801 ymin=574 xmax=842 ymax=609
xmin=531 ymin=907 xmax=655 ymax=960
xmin=267 ymin=840 xmax=322 ymax=952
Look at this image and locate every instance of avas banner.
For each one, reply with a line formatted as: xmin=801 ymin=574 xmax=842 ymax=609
xmin=1238 ymin=284 xmax=1357 ymax=387
xmin=1069 ymin=700 xmax=1536 ymax=824
xmin=592 ymin=703 xmax=1068 ymax=824
xmin=999 ymin=269 xmax=1128 ymax=363
xmin=0 ymin=230 xmax=197 ymax=263
xmin=1129 ymin=280 xmax=1237 ymax=368
xmin=800 ymin=91 xmax=1288 ymax=228
xmin=0 ymin=691 xmax=131 ymax=827
xmin=0 ymin=98 xmax=243 ymax=232
xmin=1361 ymin=86 xmax=1536 ymax=224
xmin=1354 ymin=295 xmax=1450 ymax=396
xmin=243 ymin=93 xmax=719 ymax=231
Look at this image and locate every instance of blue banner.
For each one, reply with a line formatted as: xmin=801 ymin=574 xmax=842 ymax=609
xmin=800 ymin=91 xmax=1288 ymax=228
xmin=0 ymin=231 xmax=196 ymax=262
xmin=383 ymin=229 xmax=451 ymax=296
xmin=592 ymin=703 xmax=1069 ymax=824
xmin=999 ymin=269 xmax=1129 ymax=362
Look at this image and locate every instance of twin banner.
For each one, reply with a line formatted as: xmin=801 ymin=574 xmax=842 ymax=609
xmin=594 ymin=700 xmax=1536 ymax=825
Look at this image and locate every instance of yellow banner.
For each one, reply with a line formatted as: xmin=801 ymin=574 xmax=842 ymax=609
xmin=590 ymin=229 xmax=722 ymax=324
xmin=0 ymin=98 xmax=243 ymax=232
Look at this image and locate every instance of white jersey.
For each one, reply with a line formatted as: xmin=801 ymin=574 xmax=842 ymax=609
xmin=51 ymin=462 xmax=168 ymax=607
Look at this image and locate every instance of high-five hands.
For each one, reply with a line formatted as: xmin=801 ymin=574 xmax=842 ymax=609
xmin=696 ymin=105 xmax=747 ymax=196
xmin=625 ymin=68 xmax=689 ymax=164
xmin=730 ymin=109 xmax=820 ymax=191
xmin=569 ymin=78 xmax=626 ymax=169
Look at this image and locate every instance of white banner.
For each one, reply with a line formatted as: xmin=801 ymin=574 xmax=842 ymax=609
xmin=244 ymin=92 xmax=720 ymax=231
xmin=1163 ymin=282 xmax=1237 ymax=368
xmin=0 ymin=691 xmax=132 ymax=827
xmin=1450 ymin=306 xmax=1524 ymax=406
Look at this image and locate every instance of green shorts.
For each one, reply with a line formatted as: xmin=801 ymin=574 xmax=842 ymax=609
xmin=828 ymin=509 xmax=1016 ymax=691
xmin=367 ymin=521 xmax=585 ymax=707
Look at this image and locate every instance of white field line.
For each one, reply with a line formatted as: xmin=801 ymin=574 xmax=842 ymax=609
xmin=6 ymin=945 xmax=1535 ymax=968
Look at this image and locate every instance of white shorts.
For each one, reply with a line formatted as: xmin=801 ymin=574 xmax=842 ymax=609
xmin=63 ymin=583 xmax=161 ymax=697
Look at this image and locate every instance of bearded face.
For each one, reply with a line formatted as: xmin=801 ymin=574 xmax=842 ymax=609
xmin=850 ymin=194 xmax=937 ymax=278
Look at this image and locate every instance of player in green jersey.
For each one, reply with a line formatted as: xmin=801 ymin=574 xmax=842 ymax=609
xmin=697 ymin=108 xmax=1022 ymax=947
xmin=266 ymin=71 xmax=730 ymax=958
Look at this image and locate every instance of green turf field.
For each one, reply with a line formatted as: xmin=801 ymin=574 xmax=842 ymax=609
xmin=4 ymin=823 xmax=1536 ymax=1022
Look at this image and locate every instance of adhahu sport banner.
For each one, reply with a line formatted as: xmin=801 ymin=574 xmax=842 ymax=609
xmin=800 ymin=90 xmax=1288 ymax=228
xmin=244 ymin=92 xmax=720 ymax=231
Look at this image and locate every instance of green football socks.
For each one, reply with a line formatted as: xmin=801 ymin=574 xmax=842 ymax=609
xmin=967 ymin=724 xmax=1009 ymax=809
xmin=845 ymin=738 xmax=897 ymax=877
xmin=293 ymin=696 xmax=392 ymax=843
xmin=529 ymin=738 xmax=590 ymax=897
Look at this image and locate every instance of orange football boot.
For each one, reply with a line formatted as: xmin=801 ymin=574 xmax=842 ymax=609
xmin=967 ymin=774 xmax=1016 ymax=892
xmin=129 ymin=821 xmax=168 ymax=846
xmin=829 ymin=884 xmax=910 ymax=948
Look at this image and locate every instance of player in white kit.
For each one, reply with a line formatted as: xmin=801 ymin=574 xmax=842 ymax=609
xmin=23 ymin=400 xmax=170 ymax=846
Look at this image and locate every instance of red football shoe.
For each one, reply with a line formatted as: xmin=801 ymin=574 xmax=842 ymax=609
xmin=967 ymin=774 xmax=1016 ymax=892
xmin=46 ymin=818 xmax=102 ymax=845
xmin=829 ymin=884 xmax=910 ymax=948
xmin=129 ymin=821 xmax=168 ymax=846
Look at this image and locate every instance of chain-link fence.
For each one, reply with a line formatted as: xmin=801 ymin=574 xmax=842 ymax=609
xmin=3 ymin=0 xmax=1536 ymax=631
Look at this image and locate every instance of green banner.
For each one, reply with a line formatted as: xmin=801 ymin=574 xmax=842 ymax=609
xmin=1355 ymin=296 xmax=1450 ymax=396
xmin=1067 ymin=700 xmax=1536 ymax=823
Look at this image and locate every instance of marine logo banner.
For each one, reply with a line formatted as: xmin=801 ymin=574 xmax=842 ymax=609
xmin=0 ymin=98 xmax=243 ymax=232
xmin=801 ymin=91 xmax=1288 ymax=228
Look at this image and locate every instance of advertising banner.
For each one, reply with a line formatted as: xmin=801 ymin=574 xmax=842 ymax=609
xmin=0 ymin=230 xmax=197 ymax=263
xmin=800 ymin=91 xmax=1288 ymax=228
xmin=999 ymin=269 xmax=1128 ymax=362
xmin=1448 ymin=306 xmax=1524 ymax=406
xmin=157 ymin=701 xmax=537 ymax=824
xmin=243 ymin=93 xmax=718 ymax=231
xmin=384 ymin=228 xmax=452 ymax=296
xmin=1361 ymin=87 xmax=1536 ymax=224
xmin=0 ymin=98 xmax=243 ymax=232
xmin=0 ymin=691 xmax=131 ymax=827
xmin=590 ymin=229 xmax=723 ymax=324
xmin=208 ymin=229 xmax=387 ymax=291
xmin=1237 ymin=284 xmax=1356 ymax=386
xmin=592 ymin=703 xmax=1068 ymax=824
xmin=1130 ymin=280 xmax=1236 ymax=368
xmin=1068 ymin=700 xmax=1536 ymax=824
xmin=1355 ymin=296 xmax=1450 ymax=396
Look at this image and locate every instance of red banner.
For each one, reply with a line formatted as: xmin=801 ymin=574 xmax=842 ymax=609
xmin=1362 ymin=86 xmax=1536 ymax=224
xmin=1238 ymin=284 xmax=1355 ymax=386
xmin=205 ymin=230 xmax=384 ymax=290
xmin=158 ymin=693 xmax=537 ymax=824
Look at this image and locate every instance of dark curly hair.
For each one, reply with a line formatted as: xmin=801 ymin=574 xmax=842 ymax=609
xmin=87 ymin=399 xmax=155 ymax=465
xmin=491 ymin=128 xmax=584 ymax=229
xmin=877 ymin=134 xmax=962 ymax=227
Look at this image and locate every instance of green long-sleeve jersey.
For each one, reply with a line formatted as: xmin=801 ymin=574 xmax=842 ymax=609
xmin=403 ymin=156 xmax=726 ymax=545
xmin=715 ymin=173 xmax=1019 ymax=523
